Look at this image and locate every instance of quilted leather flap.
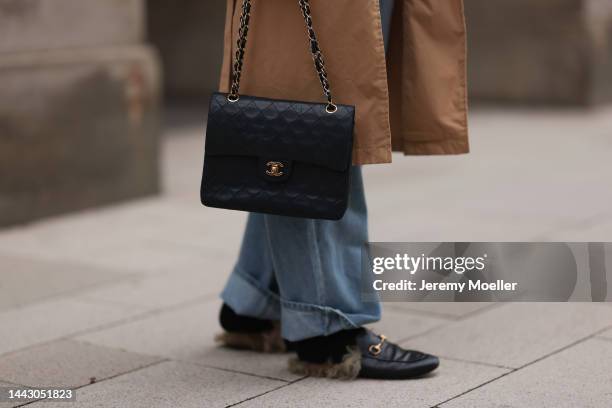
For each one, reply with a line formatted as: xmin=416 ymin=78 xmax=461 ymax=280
xmin=205 ymin=93 xmax=355 ymax=172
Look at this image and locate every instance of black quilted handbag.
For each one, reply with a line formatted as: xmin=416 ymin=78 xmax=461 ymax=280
xmin=201 ymin=0 xmax=355 ymax=220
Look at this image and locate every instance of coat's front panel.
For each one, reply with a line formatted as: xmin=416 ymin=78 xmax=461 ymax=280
xmin=219 ymin=0 xmax=469 ymax=165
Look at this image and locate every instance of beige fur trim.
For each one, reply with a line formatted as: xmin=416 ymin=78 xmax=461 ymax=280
xmin=214 ymin=323 xmax=286 ymax=353
xmin=288 ymin=347 xmax=361 ymax=380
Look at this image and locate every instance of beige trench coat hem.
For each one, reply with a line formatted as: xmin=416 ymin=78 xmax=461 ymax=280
xmin=354 ymin=146 xmax=393 ymax=166
xmin=399 ymin=138 xmax=470 ymax=156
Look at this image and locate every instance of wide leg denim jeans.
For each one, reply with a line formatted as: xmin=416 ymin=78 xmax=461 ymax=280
xmin=221 ymin=0 xmax=394 ymax=342
xmin=221 ymin=167 xmax=380 ymax=341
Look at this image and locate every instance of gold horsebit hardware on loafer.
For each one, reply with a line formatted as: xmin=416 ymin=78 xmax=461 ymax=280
xmin=368 ymin=334 xmax=387 ymax=356
xmin=265 ymin=161 xmax=284 ymax=177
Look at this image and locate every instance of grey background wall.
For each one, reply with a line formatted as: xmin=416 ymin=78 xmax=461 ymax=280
xmin=147 ymin=0 xmax=226 ymax=101
xmin=465 ymin=0 xmax=612 ymax=105
xmin=0 ymin=0 xmax=160 ymax=227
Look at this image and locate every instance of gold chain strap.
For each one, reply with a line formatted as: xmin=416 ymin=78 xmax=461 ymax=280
xmin=228 ymin=0 xmax=337 ymax=113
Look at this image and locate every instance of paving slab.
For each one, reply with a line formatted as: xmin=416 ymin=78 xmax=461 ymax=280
xmin=407 ymin=303 xmax=612 ymax=368
xmin=0 ymin=252 xmax=128 ymax=312
xmin=76 ymin=240 xmax=237 ymax=279
xmin=384 ymin=302 xmax=496 ymax=320
xmin=0 ymin=381 xmax=34 ymax=408
xmin=367 ymin=306 xmax=447 ymax=341
xmin=78 ymin=298 xmax=450 ymax=381
xmin=598 ymin=328 xmax=612 ymax=340
xmin=183 ymin=347 xmax=301 ymax=382
xmin=28 ymin=361 xmax=285 ymax=408
xmin=0 ymin=199 xmax=166 ymax=270
xmin=369 ymin=213 xmax=562 ymax=242
xmin=0 ymin=198 xmax=244 ymax=272
xmin=0 ymin=297 xmax=147 ymax=356
xmin=2 ymin=106 xmax=612 ymax=407
xmin=0 ymin=339 xmax=161 ymax=388
xmin=441 ymin=338 xmax=612 ymax=408
xmin=364 ymin=108 xmax=612 ymax=242
xmin=50 ymin=199 xmax=245 ymax=273
xmin=80 ymin=266 xmax=227 ymax=309
xmin=239 ymin=359 xmax=508 ymax=408
xmin=77 ymin=299 xmax=299 ymax=381
xmin=546 ymin=217 xmax=612 ymax=241
xmin=76 ymin=301 xmax=215 ymax=359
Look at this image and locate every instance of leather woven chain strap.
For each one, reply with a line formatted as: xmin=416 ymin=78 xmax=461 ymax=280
xmin=228 ymin=0 xmax=337 ymax=113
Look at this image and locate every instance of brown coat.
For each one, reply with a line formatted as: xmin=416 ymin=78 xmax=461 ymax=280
xmin=218 ymin=0 xmax=469 ymax=165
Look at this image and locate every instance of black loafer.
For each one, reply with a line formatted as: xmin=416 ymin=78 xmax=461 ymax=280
xmin=289 ymin=328 xmax=439 ymax=380
xmin=356 ymin=329 xmax=439 ymax=379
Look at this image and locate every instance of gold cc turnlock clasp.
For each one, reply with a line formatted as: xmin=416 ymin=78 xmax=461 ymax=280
xmin=266 ymin=161 xmax=284 ymax=177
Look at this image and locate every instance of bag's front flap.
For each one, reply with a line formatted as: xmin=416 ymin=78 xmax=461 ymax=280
xmin=205 ymin=93 xmax=355 ymax=172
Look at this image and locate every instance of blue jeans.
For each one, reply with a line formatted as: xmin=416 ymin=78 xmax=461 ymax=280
xmin=221 ymin=167 xmax=381 ymax=341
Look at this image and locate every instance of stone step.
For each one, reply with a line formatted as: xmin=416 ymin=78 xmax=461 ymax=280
xmin=0 ymin=0 xmax=144 ymax=53
xmin=0 ymin=45 xmax=161 ymax=227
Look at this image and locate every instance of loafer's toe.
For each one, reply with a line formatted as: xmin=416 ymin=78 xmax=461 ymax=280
xmin=356 ymin=330 xmax=440 ymax=379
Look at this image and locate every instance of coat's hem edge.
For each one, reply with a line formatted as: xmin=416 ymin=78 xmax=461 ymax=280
xmin=396 ymin=138 xmax=470 ymax=156
xmin=352 ymin=146 xmax=392 ymax=165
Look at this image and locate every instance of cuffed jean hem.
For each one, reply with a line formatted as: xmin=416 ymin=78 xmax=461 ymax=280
xmin=221 ymin=268 xmax=381 ymax=342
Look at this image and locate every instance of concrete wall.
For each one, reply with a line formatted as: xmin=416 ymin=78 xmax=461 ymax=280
xmin=0 ymin=0 xmax=144 ymax=52
xmin=586 ymin=0 xmax=612 ymax=104
xmin=465 ymin=0 xmax=612 ymax=105
xmin=147 ymin=0 xmax=226 ymax=101
xmin=0 ymin=0 xmax=161 ymax=227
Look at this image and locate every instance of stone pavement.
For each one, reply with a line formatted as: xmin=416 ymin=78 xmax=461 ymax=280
xmin=1 ymin=107 xmax=612 ymax=407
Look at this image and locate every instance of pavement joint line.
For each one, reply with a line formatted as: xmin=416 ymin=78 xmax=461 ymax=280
xmin=78 ymin=290 xmax=219 ymax=311
xmin=14 ymin=358 xmax=170 ymax=407
xmin=396 ymin=303 xmax=510 ymax=345
xmin=432 ymin=321 xmax=612 ymax=407
xmin=432 ymin=369 xmax=516 ymax=407
xmin=0 ymin=294 xmax=220 ymax=359
xmin=224 ymin=376 xmax=309 ymax=408
xmin=0 ymin=379 xmax=30 ymax=388
xmin=144 ymin=237 xmax=241 ymax=257
xmin=189 ymin=362 xmax=292 ymax=383
xmin=67 ymin=293 xmax=220 ymax=334
xmin=396 ymin=322 xmax=450 ymax=344
xmin=67 ymin=338 xmax=280 ymax=383
xmin=533 ymin=212 xmax=612 ymax=241
xmin=453 ymin=302 xmax=507 ymax=320
xmin=592 ymin=335 xmax=612 ymax=344
xmin=0 ymin=235 xmax=234 ymax=281
xmin=2 ymin=278 xmax=143 ymax=312
xmin=435 ymin=356 xmax=514 ymax=371
xmin=508 ymin=322 xmax=612 ymax=372
xmin=0 ymin=252 xmax=144 ymax=313
xmin=76 ymin=295 xmax=166 ymax=310
xmin=384 ymin=301 xmax=505 ymax=322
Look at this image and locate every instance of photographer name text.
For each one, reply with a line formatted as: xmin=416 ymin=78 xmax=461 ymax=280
xmin=372 ymin=279 xmax=518 ymax=293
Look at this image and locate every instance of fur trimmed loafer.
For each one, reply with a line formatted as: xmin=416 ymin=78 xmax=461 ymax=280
xmin=356 ymin=330 xmax=439 ymax=379
xmin=289 ymin=328 xmax=439 ymax=380
xmin=215 ymin=304 xmax=290 ymax=353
